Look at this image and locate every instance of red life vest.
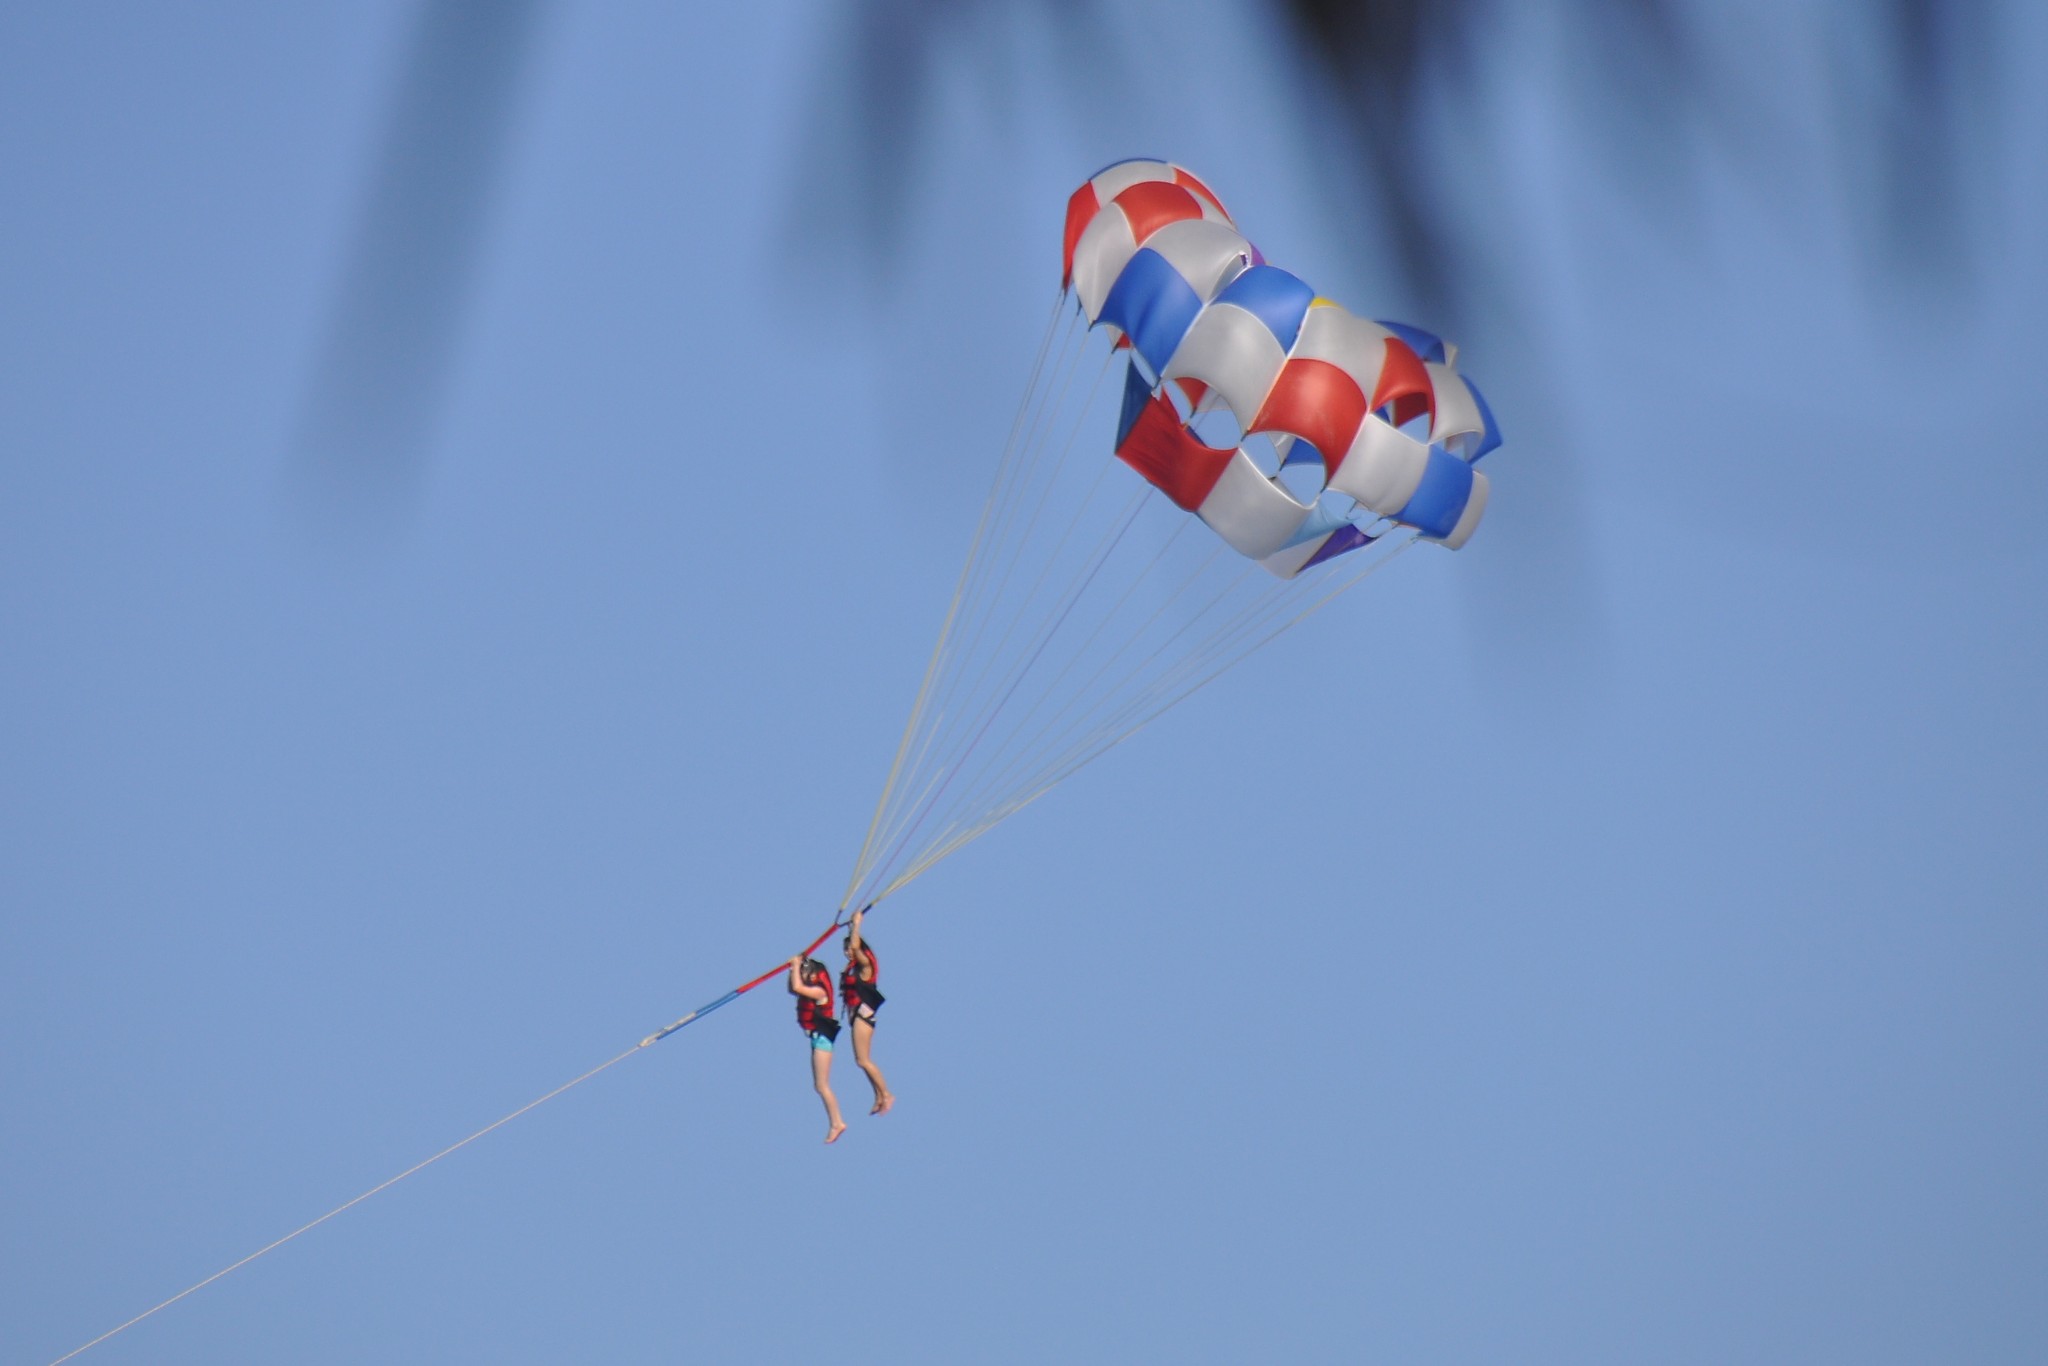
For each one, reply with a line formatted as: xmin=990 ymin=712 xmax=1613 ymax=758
xmin=840 ymin=945 xmax=878 ymax=1016
xmin=795 ymin=964 xmax=835 ymax=1035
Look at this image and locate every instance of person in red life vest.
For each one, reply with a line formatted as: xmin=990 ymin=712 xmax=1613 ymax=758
xmin=840 ymin=906 xmax=894 ymax=1116
xmin=788 ymin=955 xmax=846 ymax=1144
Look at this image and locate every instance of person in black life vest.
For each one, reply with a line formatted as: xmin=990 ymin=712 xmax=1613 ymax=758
xmin=840 ymin=906 xmax=894 ymax=1116
xmin=788 ymin=955 xmax=846 ymax=1144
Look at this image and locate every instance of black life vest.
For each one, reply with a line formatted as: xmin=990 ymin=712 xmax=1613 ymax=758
xmin=795 ymin=964 xmax=835 ymax=1035
xmin=840 ymin=945 xmax=879 ymax=1016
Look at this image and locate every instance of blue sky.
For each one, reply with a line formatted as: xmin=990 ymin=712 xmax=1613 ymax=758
xmin=5 ymin=3 xmax=2045 ymax=1362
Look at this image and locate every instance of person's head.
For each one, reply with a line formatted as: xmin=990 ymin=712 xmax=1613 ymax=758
xmin=801 ymin=957 xmax=827 ymax=984
xmin=843 ymin=932 xmax=873 ymax=960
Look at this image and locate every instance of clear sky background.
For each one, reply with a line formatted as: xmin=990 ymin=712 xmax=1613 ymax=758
xmin=4 ymin=3 xmax=2045 ymax=1363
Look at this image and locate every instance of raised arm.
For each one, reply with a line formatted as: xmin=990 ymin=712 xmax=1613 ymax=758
xmin=787 ymin=957 xmax=828 ymax=1004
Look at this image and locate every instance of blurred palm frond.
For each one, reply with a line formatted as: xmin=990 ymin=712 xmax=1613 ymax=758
xmin=294 ymin=0 xmax=548 ymax=519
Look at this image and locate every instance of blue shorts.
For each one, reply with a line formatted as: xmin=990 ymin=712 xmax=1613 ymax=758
xmin=808 ymin=1031 xmax=835 ymax=1053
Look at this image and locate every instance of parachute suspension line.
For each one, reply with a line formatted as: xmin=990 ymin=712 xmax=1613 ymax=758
xmin=842 ymin=289 xmax=1076 ymax=907
xmin=925 ymin=524 xmax=1220 ymax=806
xmin=854 ymin=346 xmax=1137 ymax=908
xmin=1009 ymin=537 xmax=1424 ymax=814
xmin=843 ymin=286 xmax=1073 ymax=901
xmin=855 ymin=474 xmax=1140 ymax=909
xmin=850 ymin=340 xmax=1124 ymax=906
xmin=921 ymin=516 xmax=1199 ymax=826
xmin=882 ymin=528 xmax=1288 ymax=901
xmin=852 ymin=337 xmax=1403 ymax=907
xmin=912 ymin=298 xmax=1093 ymax=709
xmin=928 ymin=420 xmax=1122 ymax=744
xmin=854 ymin=477 xmax=1146 ymax=904
xmin=846 ymin=301 xmax=1095 ymax=898
xmin=851 ymin=317 xmax=1444 ymax=905
xmin=894 ymin=549 xmax=1266 ymax=885
xmin=899 ymin=532 xmax=1231 ymax=865
xmin=1025 ymin=535 xmax=1422 ymax=797
xmin=850 ymin=162 xmax=1505 ymax=909
xmin=1011 ymin=537 xmax=1416 ymax=809
xmin=862 ymin=324 xmax=1332 ymax=900
xmin=870 ymin=537 xmax=1421 ymax=901
xmin=892 ymin=340 xmax=1115 ymax=785
xmin=952 ymin=295 xmax=1097 ymax=597
xmin=875 ymin=456 xmax=1136 ymax=869
xmin=932 ymin=375 xmax=1316 ymax=820
xmin=905 ymin=537 xmax=1419 ymax=897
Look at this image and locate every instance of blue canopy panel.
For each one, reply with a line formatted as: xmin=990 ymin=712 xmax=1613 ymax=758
xmin=1375 ymin=319 xmax=1447 ymax=364
xmin=1463 ymin=376 xmax=1502 ymax=463
xmin=1116 ymin=360 xmax=1155 ymax=448
xmin=1396 ymin=447 xmax=1478 ymax=540
xmin=1278 ymin=436 xmax=1322 ymax=469
xmin=1098 ymin=249 xmax=1206 ymax=376
xmin=1212 ymin=266 xmax=1317 ymax=354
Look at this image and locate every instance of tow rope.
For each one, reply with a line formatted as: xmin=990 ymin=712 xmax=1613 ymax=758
xmin=46 ymin=910 xmax=863 ymax=1365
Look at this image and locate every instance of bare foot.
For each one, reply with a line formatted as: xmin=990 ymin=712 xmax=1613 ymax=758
xmin=872 ymin=1094 xmax=894 ymax=1116
xmin=825 ymin=1122 xmax=847 ymax=1144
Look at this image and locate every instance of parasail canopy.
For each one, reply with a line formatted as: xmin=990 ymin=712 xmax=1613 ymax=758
xmin=1066 ymin=158 xmax=1499 ymax=567
xmin=842 ymin=161 xmax=1505 ymax=912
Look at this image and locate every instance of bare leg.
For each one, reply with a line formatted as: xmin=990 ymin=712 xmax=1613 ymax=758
xmin=852 ymin=1018 xmax=893 ymax=1115
xmin=812 ymin=1045 xmax=847 ymax=1143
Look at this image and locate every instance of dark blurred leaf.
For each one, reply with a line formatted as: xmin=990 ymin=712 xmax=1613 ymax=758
xmin=294 ymin=0 xmax=548 ymax=522
xmin=800 ymin=0 xmax=2001 ymax=704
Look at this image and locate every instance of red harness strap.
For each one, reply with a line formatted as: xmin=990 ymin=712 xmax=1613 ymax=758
xmin=794 ymin=964 xmax=835 ymax=1035
xmin=840 ymin=946 xmax=877 ymax=1016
